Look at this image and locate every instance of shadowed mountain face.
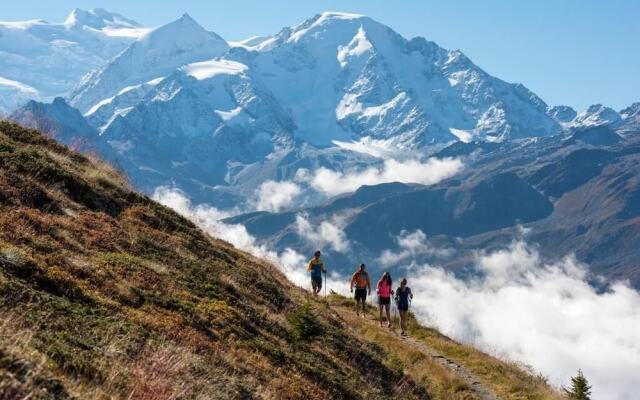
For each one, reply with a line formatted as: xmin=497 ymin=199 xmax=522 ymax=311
xmin=343 ymin=172 xmax=553 ymax=249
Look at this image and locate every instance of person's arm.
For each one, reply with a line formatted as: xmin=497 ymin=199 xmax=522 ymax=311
xmin=409 ymin=288 xmax=413 ymax=299
xmin=307 ymin=260 xmax=313 ymax=272
xmin=350 ymin=273 xmax=356 ymax=291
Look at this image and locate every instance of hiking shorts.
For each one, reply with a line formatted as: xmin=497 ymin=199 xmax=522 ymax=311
xmin=311 ymin=276 xmax=322 ymax=291
xmin=378 ymin=296 xmax=390 ymax=306
xmin=398 ymin=303 xmax=409 ymax=312
xmin=354 ymin=288 xmax=367 ymax=302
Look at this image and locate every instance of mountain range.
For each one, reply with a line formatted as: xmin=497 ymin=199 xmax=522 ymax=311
xmin=4 ymin=9 xmax=640 ymax=289
xmin=0 ymin=8 xmax=148 ymax=114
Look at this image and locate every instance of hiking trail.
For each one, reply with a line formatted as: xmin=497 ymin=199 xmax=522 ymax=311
xmin=399 ymin=335 xmax=499 ymax=400
xmin=332 ymin=300 xmax=499 ymax=400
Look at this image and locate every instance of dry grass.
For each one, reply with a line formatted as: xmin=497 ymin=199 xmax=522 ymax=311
xmin=404 ymin=314 xmax=563 ymax=400
xmin=329 ymin=297 xmax=480 ymax=400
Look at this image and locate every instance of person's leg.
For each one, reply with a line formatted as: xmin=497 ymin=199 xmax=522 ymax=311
xmin=379 ymin=303 xmax=383 ymax=326
xmin=399 ymin=310 xmax=406 ymax=333
xmin=385 ymin=303 xmax=391 ymax=327
xmin=361 ymin=296 xmax=366 ymax=315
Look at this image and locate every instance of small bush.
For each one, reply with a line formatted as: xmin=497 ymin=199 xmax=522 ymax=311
xmin=286 ymin=303 xmax=323 ymax=341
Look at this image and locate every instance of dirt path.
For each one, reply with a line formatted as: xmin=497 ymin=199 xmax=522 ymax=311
xmin=399 ymin=335 xmax=499 ymax=400
xmin=333 ymin=303 xmax=499 ymax=400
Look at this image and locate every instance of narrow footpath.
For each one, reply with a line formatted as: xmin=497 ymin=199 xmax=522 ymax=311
xmin=331 ymin=299 xmax=500 ymax=400
xmin=400 ymin=335 xmax=499 ymax=400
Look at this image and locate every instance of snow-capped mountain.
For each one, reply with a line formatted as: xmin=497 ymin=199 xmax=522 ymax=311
xmin=39 ymin=11 xmax=569 ymax=206
xmin=548 ymin=105 xmax=577 ymax=124
xmin=569 ymin=104 xmax=622 ymax=128
xmin=78 ymin=11 xmax=560 ymax=148
xmin=69 ymin=14 xmax=229 ymax=113
xmin=618 ymin=102 xmax=640 ymax=135
xmin=16 ymin=10 xmax=639 ymax=214
xmin=0 ymin=8 xmax=148 ymax=113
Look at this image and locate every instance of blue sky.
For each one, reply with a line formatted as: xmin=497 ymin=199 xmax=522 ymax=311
xmin=4 ymin=0 xmax=639 ymax=110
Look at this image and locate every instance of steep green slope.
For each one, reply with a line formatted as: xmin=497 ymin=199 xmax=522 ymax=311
xmin=0 ymin=121 xmax=560 ymax=399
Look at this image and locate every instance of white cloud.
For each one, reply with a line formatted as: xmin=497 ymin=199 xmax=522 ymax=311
xmin=309 ymin=157 xmax=463 ymax=196
xmin=405 ymin=241 xmax=640 ymax=400
xmin=251 ymin=180 xmax=302 ymax=212
xmin=152 ymin=186 xmax=349 ymax=293
xmin=377 ymin=230 xmax=453 ymax=267
xmin=295 ymin=213 xmax=350 ymax=253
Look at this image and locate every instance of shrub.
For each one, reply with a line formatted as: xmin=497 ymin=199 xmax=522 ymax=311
xmin=286 ymin=303 xmax=323 ymax=341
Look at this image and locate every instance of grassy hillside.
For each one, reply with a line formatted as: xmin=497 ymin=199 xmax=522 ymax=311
xmin=0 ymin=121 xmax=560 ymax=399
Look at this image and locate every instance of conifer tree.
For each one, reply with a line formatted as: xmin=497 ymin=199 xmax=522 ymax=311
xmin=564 ymin=369 xmax=592 ymax=400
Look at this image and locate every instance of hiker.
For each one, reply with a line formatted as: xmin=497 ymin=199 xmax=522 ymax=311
xmin=395 ymin=278 xmax=414 ymax=335
xmin=376 ymin=272 xmax=394 ymax=328
xmin=307 ymin=250 xmax=326 ymax=296
xmin=350 ymin=263 xmax=371 ymax=317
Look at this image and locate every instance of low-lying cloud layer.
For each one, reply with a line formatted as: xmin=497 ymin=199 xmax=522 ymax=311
xmin=309 ymin=157 xmax=463 ymax=196
xmin=405 ymin=241 xmax=640 ymax=400
xmin=377 ymin=229 xmax=453 ymax=267
xmin=295 ymin=214 xmax=350 ymax=253
xmin=152 ymin=187 xmax=350 ymax=293
xmin=251 ymin=180 xmax=302 ymax=212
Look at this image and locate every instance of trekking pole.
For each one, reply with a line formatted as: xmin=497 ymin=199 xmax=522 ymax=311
xmin=392 ymin=300 xmax=397 ymax=328
xmin=324 ymin=271 xmax=327 ymax=297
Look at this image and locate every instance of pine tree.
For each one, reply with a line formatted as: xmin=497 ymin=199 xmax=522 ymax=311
xmin=564 ymin=369 xmax=592 ymax=400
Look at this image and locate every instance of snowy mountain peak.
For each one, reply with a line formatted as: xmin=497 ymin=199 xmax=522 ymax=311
xmin=321 ymin=11 xmax=366 ymax=19
xmin=138 ymin=12 xmax=224 ymax=44
xmin=64 ymin=8 xmax=140 ymax=30
xmin=69 ymin=13 xmax=229 ymax=113
xmin=285 ymin=11 xmax=381 ymax=44
xmin=572 ymin=104 xmax=621 ymax=128
xmin=548 ymin=105 xmax=577 ymax=123
xmin=620 ymin=102 xmax=640 ymax=119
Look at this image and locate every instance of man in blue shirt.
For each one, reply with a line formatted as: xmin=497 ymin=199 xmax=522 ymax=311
xmin=307 ymin=250 xmax=326 ymax=296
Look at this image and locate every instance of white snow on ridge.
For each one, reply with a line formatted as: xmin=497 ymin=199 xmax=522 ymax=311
xmin=449 ymin=128 xmax=473 ymax=143
xmin=85 ymin=96 xmax=116 ymax=117
xmin=289 ymin=11 xmax=365 ymax=43
xmin=215 ymin=107 xmax=243 ymax=121
xmin=84 ymin=77 xmax=164 ymax=117
xmin=182 ymin=59 xmax=248 ymax=80
xmin=101 ymin=27 xmax=151 ymax=38
xmin=337 ymin=26 xmax=373 ymax=67
xmin=229 ymin=35 xmax=271 ymax=50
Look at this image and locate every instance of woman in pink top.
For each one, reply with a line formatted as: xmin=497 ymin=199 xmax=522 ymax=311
xmin=376 ymin=272 xmax=394 ymax=328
